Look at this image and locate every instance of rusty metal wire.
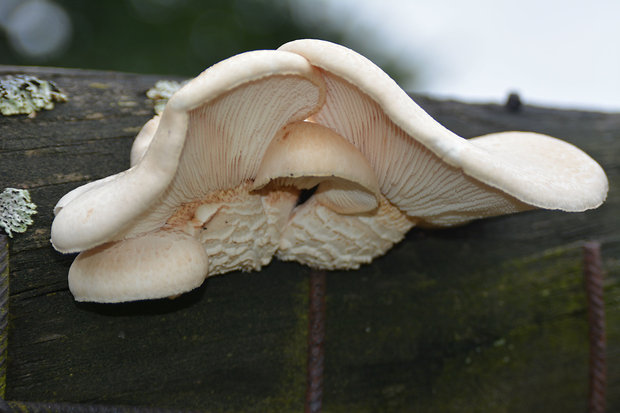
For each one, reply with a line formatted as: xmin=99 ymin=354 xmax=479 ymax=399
xmin=0 ymin=234 xmax=8 ymax=401
xmin=0 ymin=234 xmax=10 ymax=413
xmin=583 ymin=241 xmax=606 ymax=413
xmin=305 ymin=270 xmax=326 ymax=413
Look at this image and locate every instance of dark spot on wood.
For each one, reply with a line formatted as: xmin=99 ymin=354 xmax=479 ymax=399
xmin=505 ymin=92 xmax=522 ymax=113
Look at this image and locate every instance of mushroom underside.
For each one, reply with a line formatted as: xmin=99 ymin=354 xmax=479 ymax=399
xmin=69 ymin=113 xmax=595 ymax=302
xmin=65 ymin=96 xmax=607 ymax=302
xmin=56 ymin=39 xmax=608 ymax=303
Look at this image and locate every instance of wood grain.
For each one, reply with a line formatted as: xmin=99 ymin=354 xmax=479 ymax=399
xmin=1 ymin=65 xmax=618 ymax=412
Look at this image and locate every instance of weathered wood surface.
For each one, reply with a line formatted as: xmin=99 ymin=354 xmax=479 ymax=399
xmin=0 ymin=65 xmax=619 ymax=412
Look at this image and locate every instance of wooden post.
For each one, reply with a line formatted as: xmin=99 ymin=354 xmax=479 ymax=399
xmin=1 ymin=65 xmax=619 ymax=411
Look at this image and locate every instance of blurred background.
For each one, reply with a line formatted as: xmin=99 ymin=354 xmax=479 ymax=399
xmin=0 ymin=0 xmax=618 ymax=112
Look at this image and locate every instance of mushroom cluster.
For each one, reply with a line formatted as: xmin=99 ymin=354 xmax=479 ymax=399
xmin=51 ymin=39 xmax=608 ymax=303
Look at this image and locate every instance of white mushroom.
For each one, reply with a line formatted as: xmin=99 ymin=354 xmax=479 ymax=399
xmin=51 ymin=39 xmax=608 ymax=302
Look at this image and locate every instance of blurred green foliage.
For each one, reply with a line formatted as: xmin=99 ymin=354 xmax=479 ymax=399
xmin=0 ymin=0 xmax=415 ymax=85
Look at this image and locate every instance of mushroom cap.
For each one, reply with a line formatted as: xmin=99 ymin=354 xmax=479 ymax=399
xmin=130 ymin=115 xmax=160 ymax=167
xmin=462 ymin=131 xmax=609 ymax=211
xmin=69 ymin=230 xmax=209 ymax=303
xmin=278 ymin=39 xmax=608 ymax=224
xmin=253 ymin=121 xmax=380 ymax=214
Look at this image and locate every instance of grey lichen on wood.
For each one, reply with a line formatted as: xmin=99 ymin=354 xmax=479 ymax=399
xmin=0 ymin=75 xmax=67 ymax=117
xmin=0 ymin=189 xmax=36 ymax=238
xmin=146 ymin=79 xmax=186 ymax=115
